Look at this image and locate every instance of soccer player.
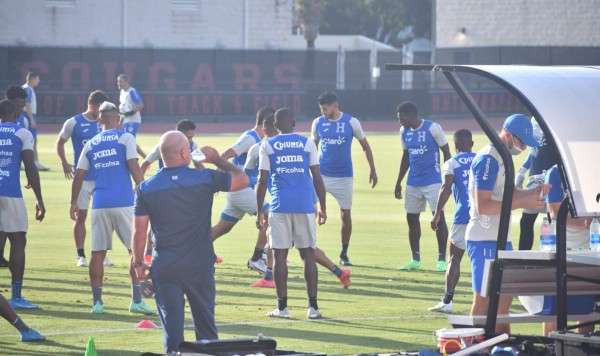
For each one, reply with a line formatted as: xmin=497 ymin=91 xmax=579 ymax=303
xmin=514 ymin=117 xmax=557 ymax=250
xmin=0 ymin=99 xmax=46 ymax=309
xmin=428 ymin=129 xmax=475 ymax=313
xmin=466 ymin=113 xmax=547 ymax=333
xmin=257 ymin=108 xmax=327 ymax=319
xmin=212 ymin=107 xmax=273 ymax=271
xmin=0 ymin=291 xmax=45 ymax=342
xmin=117 ymin=74 xmax=146 ymax=158
xmin=247 ymin=115 xmax=351 ymax=289
xmin=56 ymin=90 xmax=115 ymax=267
xmin=22 ymin=72 xmax=49 ymax=171
xmin=0 ymin=86 xmax=32 ymax=267
xmin=395 ymin=101 xmax=451 ymax=272
xmin=312 ymin=91 xmax=377 ymax=266
xmin=70 ymin=101 xmax=155 ymax=315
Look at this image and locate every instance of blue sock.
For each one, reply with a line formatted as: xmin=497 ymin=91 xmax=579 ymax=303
xmin=92 ymin=286 xmax=103 ymax=305
xmin=264 ymin=268 xmax=273 ymax=281
xmin=411 ymin=251 xmax=420 ymax=261
xmin=132 ymin=284 xmax=142 ymax=304
xmin=12 ymin=281 xmax=22 ymax=300
xmin=331 ymin=265 xmax=343 ymax=278
xmin=340 ymin=244 xmax=349 ymax=258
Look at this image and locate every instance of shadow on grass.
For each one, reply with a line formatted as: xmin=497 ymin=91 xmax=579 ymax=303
xmin=0 ymin=339 xmax=85 ymax=356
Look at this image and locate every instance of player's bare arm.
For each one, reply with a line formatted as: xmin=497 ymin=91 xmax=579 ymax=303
xmin=56 ymin=137 xmax=74 ymax=179
xmin=359 ymin=138 xmax=378 ymax=188
xmin=22 ymin=149 xmax=45 ymax=221
xmin=395 ymin=150 xmax=409 ymax=199
xmin=431 ymin=173 xmax=455 ymax=231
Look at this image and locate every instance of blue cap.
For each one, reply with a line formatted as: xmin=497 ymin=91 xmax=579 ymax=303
xmin=503 ymin=114 xmax=539 ymax=147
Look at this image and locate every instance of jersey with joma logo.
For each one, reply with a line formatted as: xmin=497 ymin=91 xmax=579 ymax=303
xmin=59 ymin=113 xmax=102 ymax=181
xmin=0 ymin=123 xmax=34 ymax=198
xmin=78 ymin=129 xmax=137 ymax=209
xmin=259 ymin=133 xmax=318 ymax=213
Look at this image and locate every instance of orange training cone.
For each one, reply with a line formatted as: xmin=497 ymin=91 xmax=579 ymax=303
xmin=135 ymin=320 xmax=158 ymax=329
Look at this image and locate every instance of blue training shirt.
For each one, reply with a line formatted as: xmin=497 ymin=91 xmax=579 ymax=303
xmin=231 ymin=129 xmax=261 ymax=168
xmin=443 ymin=151 xmax=476 ymax=225
xmin=400 ymin=119 xmax=448 ymax=186
xmin=59 ymin=113 xmax=102 ymax=181
xmin=77 ymin=129 xmax=138 ymax=209
xmin=545 ymin=165 xmax=563 ymax=204
xmin=311 ymin=112 xmax=366 ymax=178
xmin=134 ymin=165 xmax=231 ymax=276
xmin=259 ymin=133 xmax=319 ymax=214
xmin=0 ymin=123 xmax=34 ymax=198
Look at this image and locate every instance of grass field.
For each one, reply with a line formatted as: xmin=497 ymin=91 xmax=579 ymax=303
xmin=0 ymin=131 xmax=539 ymax=355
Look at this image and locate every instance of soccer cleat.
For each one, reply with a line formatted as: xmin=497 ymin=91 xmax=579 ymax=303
xmin=307 ymin=307 xmax=322 ymax=319
xmin=129 ymin=301 xmax=157 ymax=315
xmin=339 ymin=256 xmax=353 ymax=266
xmin=428 ymin=300 xmax=453 ymax=313
xmin=338 ymin=269 xmax=352 ymax=289
xmin=0 ymin=256 xmax=9 ymax=267
xmin=267 ymin=307 xmax=290 ymax=318
xmin=103 ymin=256 xmax=114 ymax=266
xmin=250 ymin=278 xmax=275 ymax=288
xmin=436 ymin=260 xmax=447 ymax=272
xmin=10 ymin=298 xmax=39 ymax=309
xmin=20 ymin=328 xmax=46 ymax=342
xmin=397 ymin=260 xmax=423 ymax=271
xmin=77 ymin=256 xmax=87 ymax=267
xmin=247 ymin=259 xmax=267 ymax=275
xmin=35 ymin=162 xmax=50 ymax=172
xmin=215 ymin=255 xmax=224 ymax=264
xmin=91 ymin=301 xmax=104 ymax=314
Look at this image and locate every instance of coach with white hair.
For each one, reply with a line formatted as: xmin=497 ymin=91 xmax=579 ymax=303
xmin=131 ymin=130 xmax=249 ymax=353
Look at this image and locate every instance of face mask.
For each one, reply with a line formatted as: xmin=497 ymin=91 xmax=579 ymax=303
xmin=508 ymin=136 xmax=524 ymax=156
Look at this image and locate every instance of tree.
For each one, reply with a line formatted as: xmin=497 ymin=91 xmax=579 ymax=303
xmin=294 ymin=0 xmax=326 ymax=49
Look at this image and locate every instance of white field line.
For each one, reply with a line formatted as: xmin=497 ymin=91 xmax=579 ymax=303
xmin=0 ymin=313 xmax=440 ymax=338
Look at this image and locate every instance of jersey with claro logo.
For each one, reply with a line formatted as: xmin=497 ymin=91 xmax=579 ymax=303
xmin=311 ymin=112 xmax=365 ymax=178
xmin=443 ymin=151 xmax=476 ymax=225
xmin=0 ymin=123 xmax=34 ymax=198
xmin=400 ymin=119 xmax=448 ymax=187
xmin=466 ymin=144 xmax=508 ymax=242
xmin=258 ymin=133 xmax=319 ymax=213
xmin=77 ymin=129 xmax=138 ymax=209
xmin=59 ymin=113 xmax=102 ymax=181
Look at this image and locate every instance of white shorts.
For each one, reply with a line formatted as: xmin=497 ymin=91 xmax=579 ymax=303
xmin=221 ymin=187 xmax=256 ymax=222
xmin=450 ymin=224 xmax=467 ymax=250
xmin=268 ymin=212 xmax=316 ymax=249
xmin=77 ymin=180 xmax=95 ymax=210
xmin=405 ymin=183 xmax=442 ymax=214
xmin=0 ymin=196 xmax=28 ymax=233
xmin=91 ymin=207 xmax=133 ymax=251
xmin=322 ymin=176 xmax=353 ymax=210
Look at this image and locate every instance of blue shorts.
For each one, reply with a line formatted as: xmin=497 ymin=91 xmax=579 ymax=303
xmin=466 ymin=240 xmax=513 ymax=293
xmin=123 ymin=122 xmax=141 ymax=136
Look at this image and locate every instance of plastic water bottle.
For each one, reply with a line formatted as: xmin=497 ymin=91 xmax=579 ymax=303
xmin=590 ymin=218 xmax=600 ymax=251
xmin=540 ymin=217 xmax=556 ymax=252
xmin=190 ymin=148 xmax=206 ymax=163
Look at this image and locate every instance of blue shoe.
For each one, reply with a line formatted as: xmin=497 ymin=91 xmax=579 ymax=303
xmin=10 ymin=298 xmax=39 ymax=309
xmin=20 ymin=328 xmax=46 ymax=342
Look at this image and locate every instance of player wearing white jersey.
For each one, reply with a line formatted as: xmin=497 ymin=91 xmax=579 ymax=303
xmin=312 ymin=92 xmax=377 ymax=266
xmin=117 ymin=74 xmax=146 ymax=159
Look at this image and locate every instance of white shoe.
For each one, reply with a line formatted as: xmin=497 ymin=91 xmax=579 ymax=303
xmin=247 ymin=259 xmax=267 ymax=275
xmin=103 ymin=256 xmax=114 ymax=266
xmin=267 ymin=307 xmax=290 ymax=318
xmin=428 ymin=300 xmax=453 ymax=313
xmin=307 ymin=307 xmax=322 ymax=319
xmin=76 ymin=256 xmax=87 ymax=267
xmin=35 ymin=162 xmax=50 ymax=171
